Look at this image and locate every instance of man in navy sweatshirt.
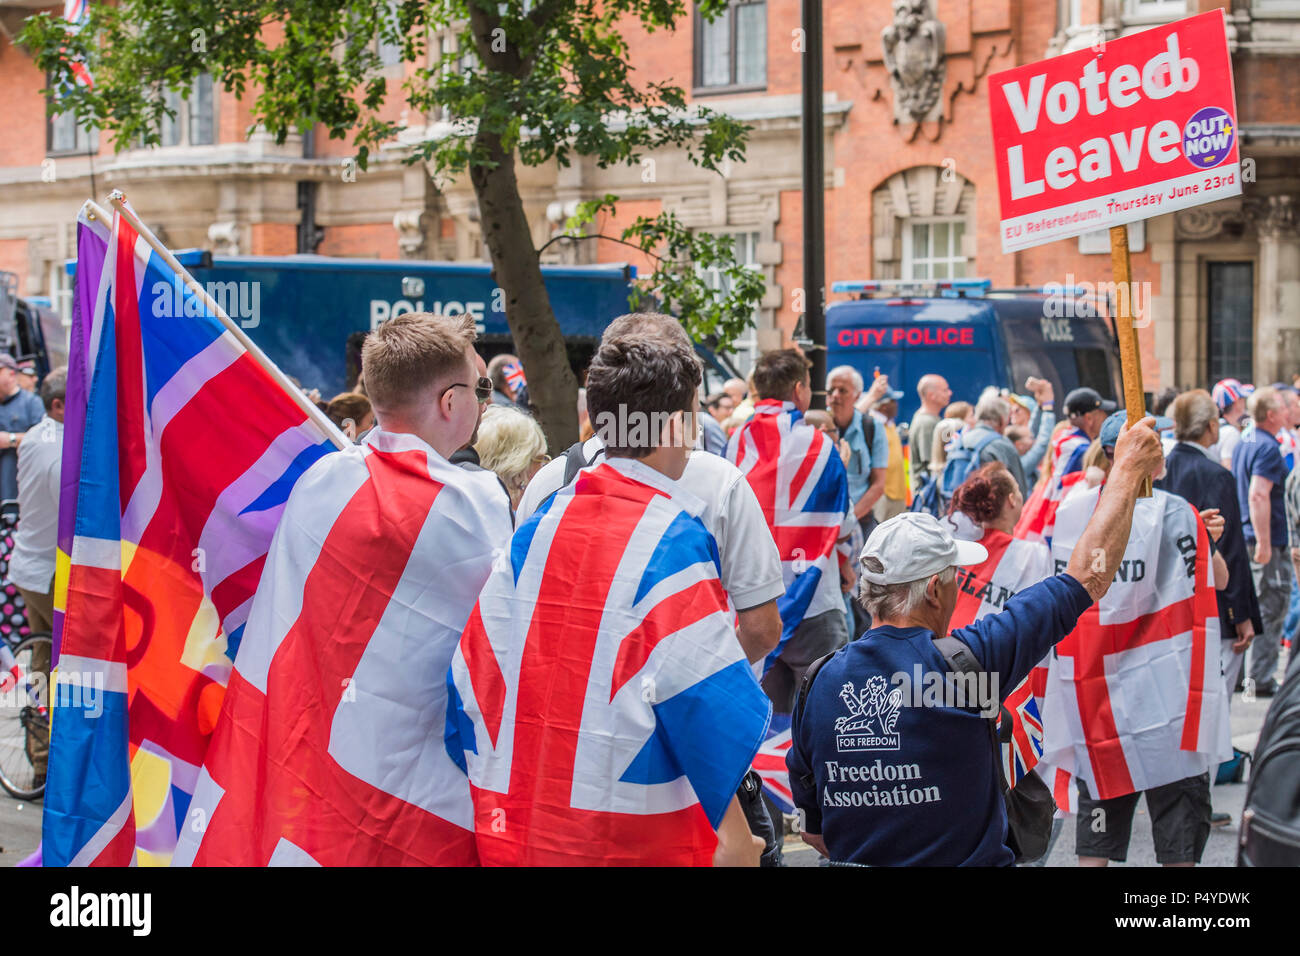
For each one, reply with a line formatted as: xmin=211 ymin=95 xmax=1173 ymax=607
xmin=787 ymin=416 xmax=1166 ymax=866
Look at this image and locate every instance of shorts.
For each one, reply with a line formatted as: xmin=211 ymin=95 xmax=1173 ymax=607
xmin=1074 ymin=772 xmax=1211 ymax=864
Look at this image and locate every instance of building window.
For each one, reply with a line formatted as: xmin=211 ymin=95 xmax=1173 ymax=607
xmin=695 ymin=1 xmax=766 ymax=93
xmin=1206 ymin=262 xmax=1254 ymax=385
xmin=902 ymin=219 xmax=968 ymax=280
xmin=151 ymin=73 xmax=215 ymax=147
xmin=46 ymin=76 xmax=98 ymax=156
xmin=1125 ymin=0 xmax=1186 ymax=19
xmin=700 ymin=230 xmax=762 ymax=375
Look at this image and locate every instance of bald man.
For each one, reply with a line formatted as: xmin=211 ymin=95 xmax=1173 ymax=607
xmin=909 ymin=374 xmax=952 ymax=492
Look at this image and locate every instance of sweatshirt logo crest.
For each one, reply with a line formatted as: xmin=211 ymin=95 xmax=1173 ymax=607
xmin=834 ymin=675 xmax=902 ymax=751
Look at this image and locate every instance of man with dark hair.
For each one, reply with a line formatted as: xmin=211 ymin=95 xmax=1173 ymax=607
xmin=729 ymin=349 xmax=853 ymax=717
xmin=448 ymin=312 xmax=771 ymax=866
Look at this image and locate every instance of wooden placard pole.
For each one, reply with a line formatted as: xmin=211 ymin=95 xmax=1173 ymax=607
xmin=1108 ymin=223 xmax=1152 ymax=497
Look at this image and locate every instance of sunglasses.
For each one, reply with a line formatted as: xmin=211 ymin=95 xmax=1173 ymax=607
xmin=443 ymin=376 xmax=494 ymax=403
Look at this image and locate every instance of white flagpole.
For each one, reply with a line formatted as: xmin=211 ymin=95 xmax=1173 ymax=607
xmin=106 ymin=190 xmax=349 ymax=449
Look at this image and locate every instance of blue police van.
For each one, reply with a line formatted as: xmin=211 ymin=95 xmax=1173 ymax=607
xmin=825 ymin=278 xmax=1123 ymax=423
xmin=69 ymin=252 xmax=740 ymax=397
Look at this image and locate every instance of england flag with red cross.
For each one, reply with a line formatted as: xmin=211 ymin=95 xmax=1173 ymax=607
xmin=446 ymin=458 xmax=772 ymax=866
xmin=726 ymin=400 xmax=850 ymax=672
xmin=1041 ymin=486 xmax=1230 ymax=801
xmin=173 ymin=428 xmax=511 ymax=866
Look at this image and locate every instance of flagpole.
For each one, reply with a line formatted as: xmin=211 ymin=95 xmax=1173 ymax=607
xmin=106 ymin=190 xmax=349 ymax=449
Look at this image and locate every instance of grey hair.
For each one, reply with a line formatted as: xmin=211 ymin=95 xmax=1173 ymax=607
xmin=856 ymin=558 xmax=956 ymax=620
xmin=1171 ymin=389 xmax=1217 ymax=442
xmin=975 ymin=395 xmax=1010 ymax=428
xmin=826 ymin=365 xmax=864 ymax=395
xmin=39 ymin=365 xmax=67 ymax=411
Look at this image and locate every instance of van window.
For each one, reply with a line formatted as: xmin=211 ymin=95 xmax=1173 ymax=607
xmin=1074 ymin=348 xmax=1115 ymax=399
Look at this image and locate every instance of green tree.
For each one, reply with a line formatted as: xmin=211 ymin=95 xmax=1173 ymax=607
xmin=23 ymin=0 xmax=766 ymax=449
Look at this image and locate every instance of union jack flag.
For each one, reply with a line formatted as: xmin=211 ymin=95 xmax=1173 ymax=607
xmin=44 ymin=203 xmax=345 ymax=867
xmin=503 ymin=361 xmax=526 ymax=392
xmin=726 ymin=400 xmax=850 ymax=672
xmin=447 ymin=458 xmax=772 ymax=866
xmin=175 ymin=428 xmax=510 ymax=866
xmin=60 ymin=0 xmax=93 ymax=88
xmin=752 ymin=718 xmax=794 ymax=813
xmin=999 ymin=681 xmax=1044 ymax=785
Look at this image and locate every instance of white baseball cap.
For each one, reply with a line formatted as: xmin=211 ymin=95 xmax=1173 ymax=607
xmin=859 ymin=512 xmax=988 ymax=585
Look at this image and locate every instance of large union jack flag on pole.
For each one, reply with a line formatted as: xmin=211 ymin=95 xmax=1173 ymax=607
xmin=446 ymin=459 xmax=771 ymax=866
xmin=726 ymin=400 xmax=849 ymax=671
xmin=43 ymin=197 xmax=347 ymax=867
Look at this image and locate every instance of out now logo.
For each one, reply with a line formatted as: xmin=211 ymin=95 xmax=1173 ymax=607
xmin=1182 ymin=106 xmax=1234 ymax=169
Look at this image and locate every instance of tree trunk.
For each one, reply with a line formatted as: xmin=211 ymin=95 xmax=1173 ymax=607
xmin=470 ymin=128 xmax=579 ymax=453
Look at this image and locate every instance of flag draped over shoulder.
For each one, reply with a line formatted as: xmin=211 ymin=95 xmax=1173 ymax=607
xmin=446 ymin=461 xmax=771 ymax=866
xmin=1041 ymin=486 xmax=1230 ymax=801
xmin=726 ymin=400 xmax=849 ymax=671
xmin=44 ymin=205 xmax=343 ymax=867
xmin=175 ymin=428 xmax=511 ymax=867
xmin=946 ymin=528 xmax=1054 ymax=785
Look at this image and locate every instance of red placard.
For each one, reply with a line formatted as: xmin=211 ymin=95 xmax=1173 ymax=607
xmin=989 ymin=9 xmax=1240 ymax=253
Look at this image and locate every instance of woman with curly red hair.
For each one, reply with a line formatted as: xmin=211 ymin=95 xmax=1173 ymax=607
xmin=947 ymin=462 xmax=1053 ymax=631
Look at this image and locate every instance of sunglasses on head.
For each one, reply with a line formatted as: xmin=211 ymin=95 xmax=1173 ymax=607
xmin=443 ymin=376 xmax=494 ymax=403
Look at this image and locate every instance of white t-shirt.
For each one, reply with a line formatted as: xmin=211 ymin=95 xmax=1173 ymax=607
xmin=1215 ymin=420 xmax=1241 ymax=468
xmin=10 ymin=416 xmax=62 ymax=594
xmin=517 ymin=437 xmax=785 ymax=611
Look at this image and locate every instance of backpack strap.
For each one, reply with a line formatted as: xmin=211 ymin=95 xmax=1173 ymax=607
xmin=792 ymin=650 xmax=837 ymax=791
xmin=971 ymin=430 xmax=1001 ymax=459
xmin=538 ymin=440 xmax=604 ymax=512
xmin=561 ymin=439 xmax=596 ymax=485
xmin=934 ymin=634 xmax=1013 ymax=798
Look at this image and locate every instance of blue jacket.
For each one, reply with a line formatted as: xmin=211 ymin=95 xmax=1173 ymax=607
xmin=787 ymin=574 xmax=1092 ymax=866
xmin=1157 ymin=441 xmax=1262 ymax=638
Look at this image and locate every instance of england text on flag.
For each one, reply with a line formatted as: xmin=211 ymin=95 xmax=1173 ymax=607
xmin=446 ymin=459 xmax=772 ymax=866
xmin=174 ymin=428 xmax=511 ymax=866
xmin=43 ymin=205 xmax=344 ymax=867
xmin=1041 ymin=486 xmax=1231 ymax=800
xmin=726 ymin=400 xmax=850 ymax=671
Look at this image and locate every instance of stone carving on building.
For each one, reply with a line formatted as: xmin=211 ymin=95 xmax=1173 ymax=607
xmin=1174 ymin=207 xmax=1247 ymax=240
xmin=207 ymin=221 xmax=239 ymax=255
xmin=393 ymin=209 xmax=427 ymax=258
xmin=881 ymin=0 xmax=946 ymax=125
xmin=1246 ymin=195 xmax=1298 ymax=240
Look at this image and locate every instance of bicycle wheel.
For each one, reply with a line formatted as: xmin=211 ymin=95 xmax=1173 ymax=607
xmin=0 ymin=632 xmax=50 ymax=800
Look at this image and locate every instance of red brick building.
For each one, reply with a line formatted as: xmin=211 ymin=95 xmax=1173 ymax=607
xmin=1 ymin=0 xmax=1297 ymax=389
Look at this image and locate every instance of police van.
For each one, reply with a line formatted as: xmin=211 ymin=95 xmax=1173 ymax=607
xmin=68 ymin=252 xmax=740 ymax=397
xmin=825 ymin=277 xmax=1122 ymax=423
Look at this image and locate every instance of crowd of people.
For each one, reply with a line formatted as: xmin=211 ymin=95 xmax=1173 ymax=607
xmin=15 ymin=304 xmax=1298 ymax=867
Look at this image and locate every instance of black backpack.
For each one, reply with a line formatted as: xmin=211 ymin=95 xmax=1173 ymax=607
xmin=1239 ymin=660 xmax=1300 ymax=865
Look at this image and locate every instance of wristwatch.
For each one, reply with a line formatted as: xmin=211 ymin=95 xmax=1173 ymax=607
xmin=6 ymin=433 xmax=13 ymax=449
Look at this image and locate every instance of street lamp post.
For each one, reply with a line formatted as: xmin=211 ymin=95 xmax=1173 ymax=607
xmin=800 ymin=0 xmax=826 ymax=409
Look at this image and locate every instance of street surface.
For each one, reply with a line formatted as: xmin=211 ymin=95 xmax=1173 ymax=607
xmin=0 ymin=677 xmax=1275 ymax=867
